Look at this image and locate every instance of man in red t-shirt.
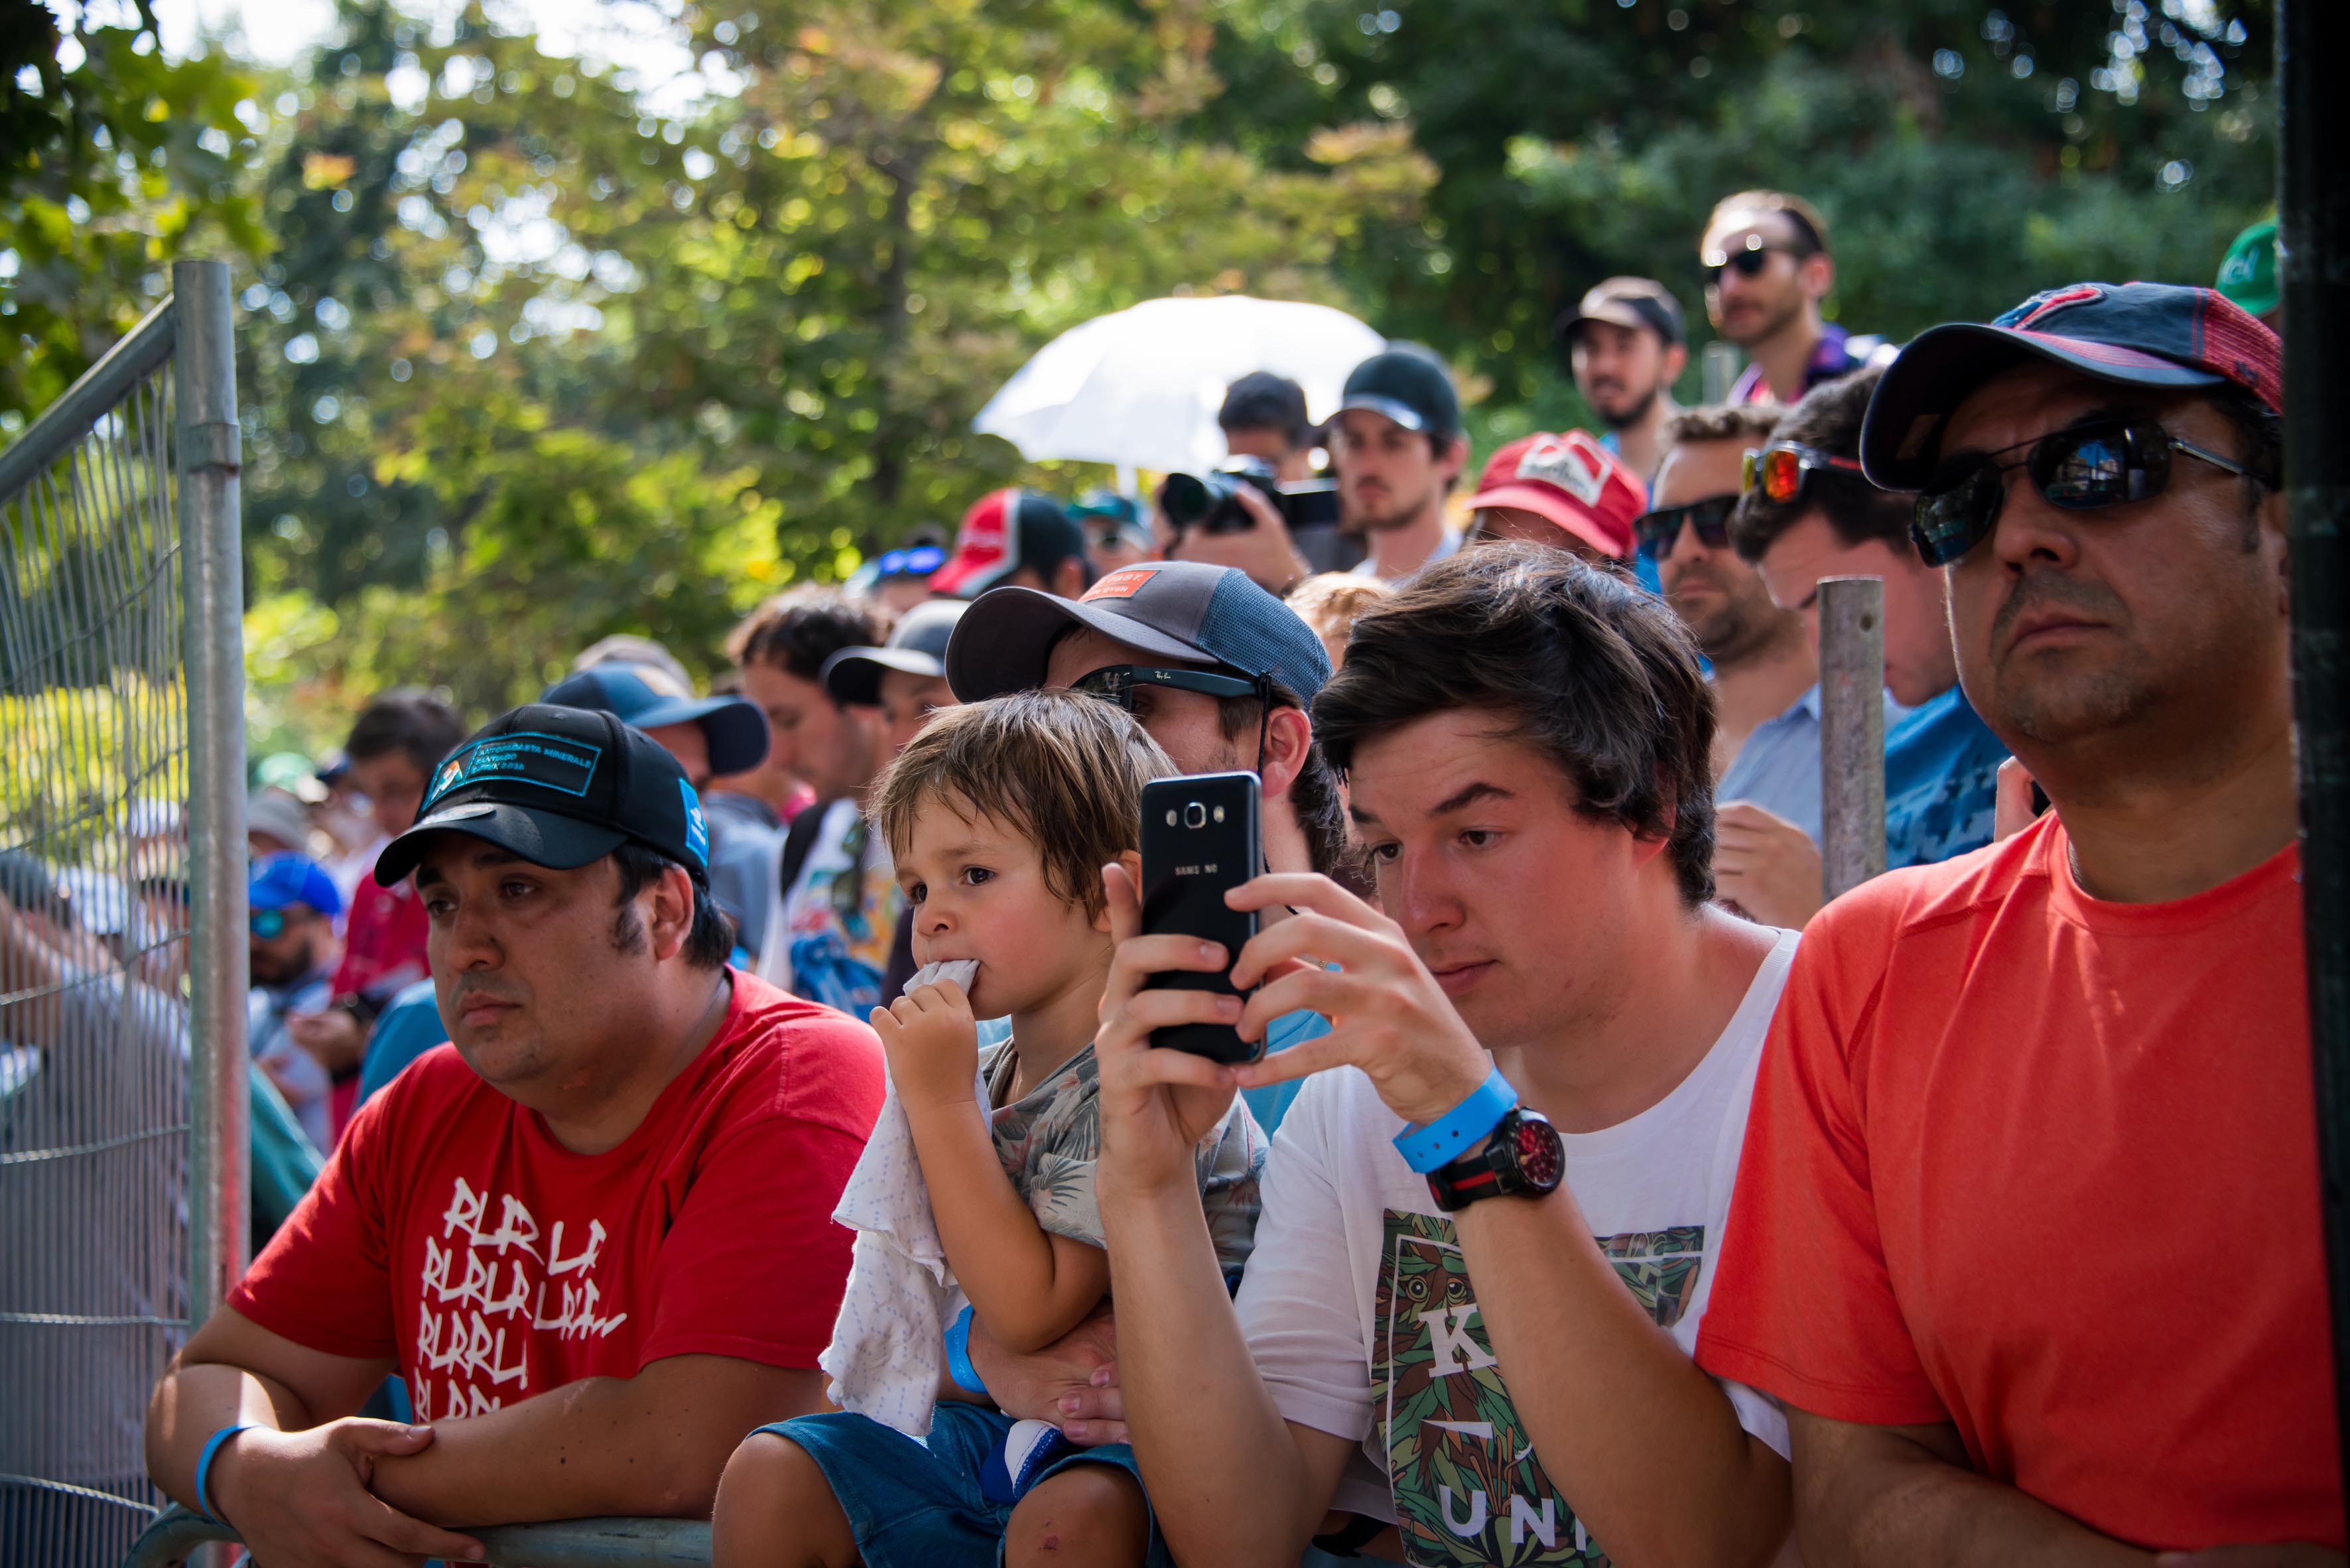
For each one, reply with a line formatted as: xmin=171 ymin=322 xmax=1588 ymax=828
xmin=1695 ymin=283 xmax=2344 ymax=1560
xmin=145 ymin=704 xmax=884 ymax=1564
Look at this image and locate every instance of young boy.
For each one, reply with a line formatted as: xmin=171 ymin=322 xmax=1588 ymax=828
xmin=712 ymin=690 xmax=1266 ymax=1568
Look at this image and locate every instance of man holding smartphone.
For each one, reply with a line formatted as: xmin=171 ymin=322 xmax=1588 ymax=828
xmin=1087 ymin=545 xmax=1800 ymax=1567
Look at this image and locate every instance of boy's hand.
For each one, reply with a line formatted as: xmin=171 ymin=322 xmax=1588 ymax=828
xmin=870 ymin=981 xmax=980 ymax=1110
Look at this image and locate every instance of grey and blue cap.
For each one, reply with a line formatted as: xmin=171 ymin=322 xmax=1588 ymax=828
xmin=945 ymin=560 xmax=1332 ymax=705
xmin=374 ymin=704 xmax=711 ymax=886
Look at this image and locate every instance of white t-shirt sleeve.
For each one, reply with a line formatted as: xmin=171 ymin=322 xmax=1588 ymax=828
xmin=1231 ymin=1090 xmax=1374 ymax=1445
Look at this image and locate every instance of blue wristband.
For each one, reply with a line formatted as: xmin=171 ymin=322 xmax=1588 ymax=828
xmin=192 ymin=1422 xmax=253 ymax=1525
xmin=1392 ymin=1066 xmax=1519 ymax=1173
xmin=944 ymin=1305 xmax=988 ymax=1398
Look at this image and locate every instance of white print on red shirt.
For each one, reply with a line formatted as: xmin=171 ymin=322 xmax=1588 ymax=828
xmin=409 ymin=1174 xmax=629 ymax=1420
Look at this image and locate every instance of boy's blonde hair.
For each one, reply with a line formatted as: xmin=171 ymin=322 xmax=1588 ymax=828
xmin=1286 ymin=572 xmax=1395 ymax=669
xmin=872 ymin=690 xmax=1175 ymax=918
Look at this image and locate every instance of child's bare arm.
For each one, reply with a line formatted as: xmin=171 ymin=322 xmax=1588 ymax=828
xmin=874 ymin=985 xmax=1112 ymax=1354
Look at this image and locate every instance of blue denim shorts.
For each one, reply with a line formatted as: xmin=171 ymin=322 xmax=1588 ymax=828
xmin=757 ymin=1402 xmax=1169 ymax=1568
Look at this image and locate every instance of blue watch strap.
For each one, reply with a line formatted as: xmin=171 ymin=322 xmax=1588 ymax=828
xmin=944 ymin=1305 xmax=988 ymax=1398
xmin=193 ymin=1421 xmax=253 ymax=1525
xmin=1393 ymin=1065 xmax=1518 ymax=1174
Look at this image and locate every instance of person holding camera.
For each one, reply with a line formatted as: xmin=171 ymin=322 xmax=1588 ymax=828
xmin=1218 ymin=371 xmax=1320 ymax=484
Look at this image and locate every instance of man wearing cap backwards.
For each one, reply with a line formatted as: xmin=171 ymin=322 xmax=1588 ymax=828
xmin=541 ymin=659 xmax=776 ymax=949
xmin=1561 ymin=277 xmax=1690 ymax=482
xmin=931 ymin=487 xmax=1092 ymax=601
xmin=1701 ymin=190 xmax=1884 ymax=406
xmin=1464 ymin=428 xmax=1646 ymax=566
xmin=144 ymin=706 xmax=884 ymax=1566
xmin=1332 ymin=344 xmax=1471 ymax=584
xmin=1697 ymin=283 xmax=2345 ymax=1560
xmin=1719 ymin=366 xmax=2013 ymax=927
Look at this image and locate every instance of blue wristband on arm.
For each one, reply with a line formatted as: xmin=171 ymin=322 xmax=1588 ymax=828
xmin=1392 ymin=1065 xmax=1519 ymax=1174
xmin=944 ymin=1305 xmax=988 ymax=1398
xmin=192 ymin=1422 xmax=253 ymax=1525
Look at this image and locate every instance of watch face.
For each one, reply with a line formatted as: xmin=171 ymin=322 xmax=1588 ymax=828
xmin=1514 ymin=1117 xmax=1564 ymax=1188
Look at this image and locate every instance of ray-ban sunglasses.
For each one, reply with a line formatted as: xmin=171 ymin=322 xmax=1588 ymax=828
xmin=1912 ymin=415 xmax=2275 ymax=566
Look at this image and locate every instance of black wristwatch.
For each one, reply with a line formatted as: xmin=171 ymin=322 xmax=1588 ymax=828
xmin=1425 ymin=1106 xmax=1565 ymax=1212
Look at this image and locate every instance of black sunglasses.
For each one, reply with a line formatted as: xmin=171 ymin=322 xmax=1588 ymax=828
xmin=1071 ymin=664 xmax=1262 ymax=710
xmin=1634 ymin=493 xmax=1739 ymax=561
xmin=1912 ymin=417 xmax=2276 ymax=567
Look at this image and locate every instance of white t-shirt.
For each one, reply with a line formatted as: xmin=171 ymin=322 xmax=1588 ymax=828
xmin=1232 ymin=928 xmax=1799 ymax=1560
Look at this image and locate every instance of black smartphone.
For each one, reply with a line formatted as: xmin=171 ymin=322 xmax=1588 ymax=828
xmin=1138 ymin=771 xmax=1262 ymax=1063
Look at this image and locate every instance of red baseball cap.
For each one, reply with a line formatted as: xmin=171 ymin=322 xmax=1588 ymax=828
xmin=930 ymin=488 xmax=1086 ymax=599
xmin=1465 ymin=431 xmax=1645 ymax=559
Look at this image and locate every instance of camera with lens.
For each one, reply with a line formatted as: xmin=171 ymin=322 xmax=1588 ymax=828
xmin=1158 ymin=458 xmax=1341 ymax=537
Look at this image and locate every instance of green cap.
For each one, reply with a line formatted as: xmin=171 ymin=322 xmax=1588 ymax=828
xmin=2217 ymin=216 xmax=2278 ymax=318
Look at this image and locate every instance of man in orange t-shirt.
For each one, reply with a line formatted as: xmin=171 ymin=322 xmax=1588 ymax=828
xmin=1695 ymin=281 xmax=2345 ymax=1561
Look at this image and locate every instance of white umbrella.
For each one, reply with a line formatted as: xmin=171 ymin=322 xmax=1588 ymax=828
xmin=972 ymin=295 xmax=1387 ymax=476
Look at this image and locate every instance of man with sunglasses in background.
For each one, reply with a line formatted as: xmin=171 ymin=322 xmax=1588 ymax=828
xmin=1701 ymin=191 xmax=1886 ymax=407
xmin=1640 ymin=407 xmax=1826 ymax=868
xmin=1698 ymin=283 xmax=2347 ymax=1561
xmin=1717 ymin=367 xmax=2012 ymax=927
xmin=247 ymin=854 xmax=346 ymax=1152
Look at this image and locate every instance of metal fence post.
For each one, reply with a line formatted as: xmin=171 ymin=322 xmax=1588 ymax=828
xmin=2280 ymin=0 xmax=2350 ymax=1512
xmin=1701 ymin=341 xmax=1742 ymax=405
xmin=174 ymin=259 xmax=247 ymax=1323
xmin=1818 ymin=575 xmax=1886 ymax=902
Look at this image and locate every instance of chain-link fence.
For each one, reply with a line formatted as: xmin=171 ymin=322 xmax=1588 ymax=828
xmin=0 ymin=261 xmax=247 ymax=1568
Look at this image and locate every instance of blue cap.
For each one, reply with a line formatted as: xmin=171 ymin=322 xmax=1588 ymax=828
xmin=945 ymin=560 xmax=1332 ymax=705
xmin=540 ymin=663 xmax=769 ymax=776
xmin=248 ymin=854 xmax=344 ymax=919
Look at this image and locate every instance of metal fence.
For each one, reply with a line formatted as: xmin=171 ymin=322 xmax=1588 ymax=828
xmin=0 ymin=259 xmax=248 ymax=1568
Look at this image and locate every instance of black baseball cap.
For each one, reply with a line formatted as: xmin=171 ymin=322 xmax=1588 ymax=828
xmin=1218 ymin=371 xmax=1313 ymax=442
xmin=375 ymin=704 xmax=712 ymax=886
xmin=1339 ymin=344 xmax=1461 ymax=441
xmin=822 ymin=598 xmax=968 ymax=706
xmin=947 ymin=560 xmax=1331 ymax=704
xmin=1559 ymin=277 xmax=1687 ymax=350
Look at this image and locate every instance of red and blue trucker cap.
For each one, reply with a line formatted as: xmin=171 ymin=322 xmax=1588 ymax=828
xmin=1860 ymin=281 xmax=2282 ymax=490
xmin=945 ymin=560 xmax=1332 ymax=705
xmin=375 ymin=704 xmax=710 ymax=885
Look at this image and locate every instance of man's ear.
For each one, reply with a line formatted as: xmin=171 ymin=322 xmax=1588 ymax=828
xmin=1661 ymin=341 xmax=1690 ymax=388
xmin=1055 ymin=556 xmax=1090 ymax=600
xmin=1801 ymin=251 xmax=1836 ymax=305
xmin=648 ymin=862 xmax=696 ymax=962
xmin=1260 ymin=706 xmax=1313 ymax=805
xmin=1096 ymin=850 xmax=1143 ymax=934
xmin=1435 ymin=434 xmax=1470 ymax=486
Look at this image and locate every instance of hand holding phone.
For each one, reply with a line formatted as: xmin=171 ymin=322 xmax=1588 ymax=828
xmin=1138 ymin=772 xmax=1263 ymax=1063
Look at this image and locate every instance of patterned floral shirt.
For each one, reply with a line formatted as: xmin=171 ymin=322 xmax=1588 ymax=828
xmin=982 ymin=1041 xmax=1265 ymax=1278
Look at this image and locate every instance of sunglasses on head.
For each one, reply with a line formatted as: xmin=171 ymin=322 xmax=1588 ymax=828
xmin=1742 ymin=442 xmax=1868 ymax=506
xmin=1634 ymin=493 xmax=1739 ymax=561
xmin=1912 ymin=415 xmax=2276 ymax=568
xmin=1071 ymin=664 xmax=1262 ymax=710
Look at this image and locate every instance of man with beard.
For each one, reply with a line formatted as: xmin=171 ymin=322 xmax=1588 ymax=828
xmin=1330 ymin=345 xmax=1470 ymax=584
xmin=1560 ymin=277 xmax=1688 ymax=482
xmin=1639 ymin=406 xmax=1824 ymax=846
xmin=1697 ymin=284 xmax=2342 ymax=1559
xmin=246 ymin=854 xmax=344 ymax=1151
xmin=1701 ymin=191 xmax=1883 ymax=406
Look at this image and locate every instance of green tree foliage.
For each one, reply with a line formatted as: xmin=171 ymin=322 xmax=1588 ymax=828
xmin=225 ymin=0 xmax=1430 ymax=746
xmin=1193 ymin=0 xmax=2272 ymax=430
xmin=0 ymin=1 xmax=267 ymax=423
